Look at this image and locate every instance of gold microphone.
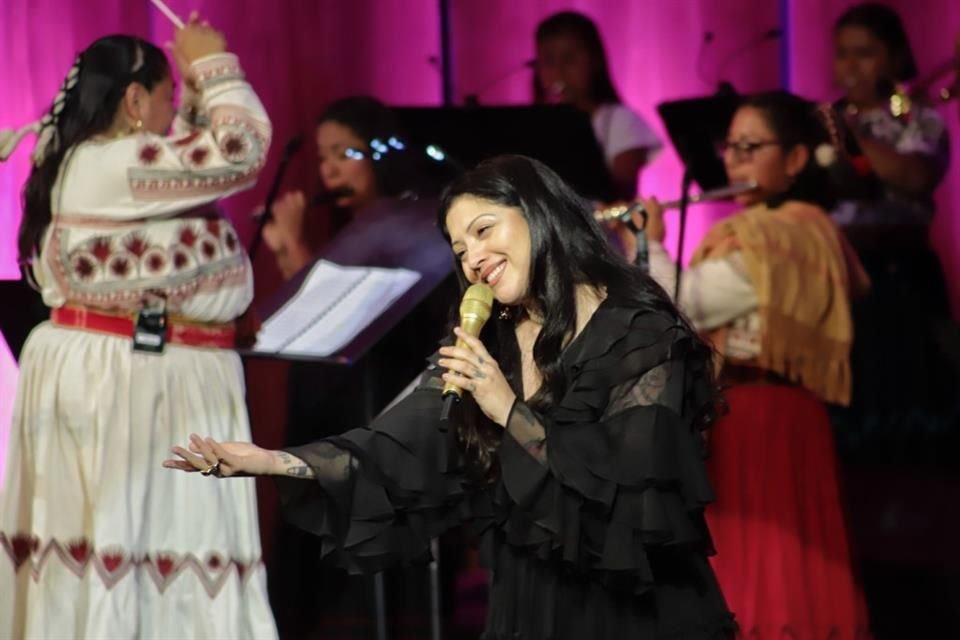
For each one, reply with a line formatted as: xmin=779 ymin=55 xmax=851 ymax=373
xmin=442 ymin=283 xmax=495 ymax=399
xmin=439 ymin=283 xmax=494 ymax=423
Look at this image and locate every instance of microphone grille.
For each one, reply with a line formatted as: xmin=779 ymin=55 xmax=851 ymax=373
xmin=460 ymin=283 xmax=494 ymax=322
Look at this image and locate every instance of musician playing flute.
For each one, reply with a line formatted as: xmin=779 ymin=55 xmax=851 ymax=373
xmin=624 ymin=91 xmax=873 ymax=640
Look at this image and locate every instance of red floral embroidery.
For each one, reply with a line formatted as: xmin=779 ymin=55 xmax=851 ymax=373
xmin=156 ymin=554 xmax=175 ymax=577
xmin=91 ymin=238 xmax=112 ymax=263
xmin=124 ymin=234 xmax=147 ymax=257
xmin=109 ymin=257 xmax=131 ymax=278
xmin=102 ymin=552 xmax=124 ymax=573
xmin=138 ymin=144 xmax=162 ymax=165
xmin=2 ymin=535 xmax=264 ymax=598
xmin=172 ymin=250 xmax=191 ymax=270
xmin=68 ymin=539 xmax=91 ymax=563
xmin=189 ymin=147 xmax=210 ymax=167
xmin=145 ymin=252 xmax=166 ymax=273
xmin=9 ymin=534 xmax=39 ymax=571
xmin=221 ymin=135 xmax=247 ymax=161
xmin=179 ymin=226 xmax=198 ymax=247
xmin=73 ymin=255 xmax=96 ymax=280
xmin=224 ymin=231 xmax=237 ymax=253
xmin=205 ymin=219 xmax=221 ymax=236
xmin=200 ymin=240 xmax=217 ymax=260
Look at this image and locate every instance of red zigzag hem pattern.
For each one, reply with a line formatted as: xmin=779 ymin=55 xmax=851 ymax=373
xmin=0 ymin=533 xmax=263 ymax=599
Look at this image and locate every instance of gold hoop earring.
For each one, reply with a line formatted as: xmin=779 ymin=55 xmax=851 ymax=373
xmin=130 ymin=119 xmax=143 ymax=133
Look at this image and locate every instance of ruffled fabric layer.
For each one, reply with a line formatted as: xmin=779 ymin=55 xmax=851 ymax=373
xmin=279 ymin=301 xmax=735 ymax=638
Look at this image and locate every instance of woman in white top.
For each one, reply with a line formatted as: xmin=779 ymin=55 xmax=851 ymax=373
xmin=533 ymin=11 xmax=662 ymax=199
xmin=0 ymin=15 xmax=277 ymax=639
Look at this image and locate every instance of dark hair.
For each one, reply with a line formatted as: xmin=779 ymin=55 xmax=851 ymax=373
xmin=533 ymin=11 xmax=620 ymax=105
xmin=834 ymin=2 xmax=917 ymax=82
xmin=318 ymin=96 xmax=421 ymax=200
xmin=437 ymin=155 xmax=707 ymax=478
xmin=737 ymin=91 xmax=844 ymax=210
xmin=19 ymin=35 xmax=169 ymax=263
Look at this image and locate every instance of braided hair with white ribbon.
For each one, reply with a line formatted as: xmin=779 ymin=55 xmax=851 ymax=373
xmin=0 ymin=54 xmax=82 ymax=165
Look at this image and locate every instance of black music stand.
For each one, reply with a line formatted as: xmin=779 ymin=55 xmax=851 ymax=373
xmin=0 ymin=277 xmax=47 ymax=362
xmin=392 ymin=104 xmax=615 ymax=202
xmin=245 ymin=197 xmax=456 ymax=640
xmin=656 ymin=84 xmax=741 ymax=192
xmin=656 ymin=87 xmax=741 ymax=294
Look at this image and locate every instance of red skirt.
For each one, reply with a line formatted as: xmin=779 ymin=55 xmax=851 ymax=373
xmin=707 ymin=383 xmax=871 ymax=639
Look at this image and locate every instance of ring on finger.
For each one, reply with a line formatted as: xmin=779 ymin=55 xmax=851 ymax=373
xmin=200 ymin=459 xmax=222 ymax=477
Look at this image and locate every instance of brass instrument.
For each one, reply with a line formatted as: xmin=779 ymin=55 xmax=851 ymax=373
xmin=890 ymin=58 xmax=958 ymax=117
xmin=594 ymin=181 xmax=758 ymax=225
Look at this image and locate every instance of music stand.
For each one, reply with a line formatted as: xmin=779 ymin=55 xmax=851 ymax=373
xmin=392 ymin=104 xmax=616 ymax=202
xmin=245 ymin=197 xmax=456 ymax=640
xmin=656 ymin=85 xmax=741 ymax=192
xmin=0 ymin=277 xmax=47 ymax=362
xmin=656 ymin=87 xmax=741 ymax=294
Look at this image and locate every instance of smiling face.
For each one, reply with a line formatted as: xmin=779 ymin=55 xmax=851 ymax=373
xmin=445 ymin=195 xmax=532 ymax=306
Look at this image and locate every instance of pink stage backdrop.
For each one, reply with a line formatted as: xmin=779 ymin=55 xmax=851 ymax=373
xmin=1 ymin=1 xmax=959 ymax=465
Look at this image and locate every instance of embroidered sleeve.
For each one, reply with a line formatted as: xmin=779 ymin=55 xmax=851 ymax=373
xmin=57 ymin=53 xmax=272 ymax=222
xmin=648 ymin=240 xmax=758 ymax=330
xmin=126 ymin=53 xmax=271 ymax=208
xmin=896 ymin=107 xmax=951 ymax=184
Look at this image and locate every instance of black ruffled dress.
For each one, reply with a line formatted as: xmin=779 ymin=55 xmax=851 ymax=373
xmin=280 ymin=300 xmax=735 ymax=639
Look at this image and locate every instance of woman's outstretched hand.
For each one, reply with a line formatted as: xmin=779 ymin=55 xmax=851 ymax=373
xmin=163 ymin=434 xmax=274 ymax=477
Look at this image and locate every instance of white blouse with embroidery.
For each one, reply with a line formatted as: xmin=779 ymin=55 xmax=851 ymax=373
xmin=648 ymin=239 xmax=758 ymax=331
xmin=34 ymin=52 xmax=271 ymax=323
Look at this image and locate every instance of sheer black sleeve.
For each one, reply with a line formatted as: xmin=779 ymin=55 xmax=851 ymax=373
xmin=277 ymin=363 xmax=477 ymax=574
xmin=494 ymin=307 xmax=718 ymax=594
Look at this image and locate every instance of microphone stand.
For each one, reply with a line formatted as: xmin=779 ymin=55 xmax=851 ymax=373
xmin=674 ymin=167 xmax=693 ymax=299
xmin=248 ymin=135 xmax=303 ymax=260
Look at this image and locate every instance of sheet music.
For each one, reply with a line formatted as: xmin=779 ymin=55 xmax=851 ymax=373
xmin=253 ymin=260 xmax=421 ymax=357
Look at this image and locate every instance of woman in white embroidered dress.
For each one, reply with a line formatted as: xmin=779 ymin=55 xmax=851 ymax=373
xmin=0 ymin=15 xmax=277 ymax=640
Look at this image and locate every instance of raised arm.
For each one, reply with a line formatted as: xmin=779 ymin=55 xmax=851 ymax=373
xmin=60 ymin=23 xmax=272 ymax=221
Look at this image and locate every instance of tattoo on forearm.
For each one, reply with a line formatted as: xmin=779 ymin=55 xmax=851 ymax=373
xmin=285 ymin=465 xmax=314 ymax=478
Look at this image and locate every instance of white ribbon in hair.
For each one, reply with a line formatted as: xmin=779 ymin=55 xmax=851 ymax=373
xmin=0 ymin=121 xmax=41 ymax=163
xmin=1 ymin=55 xmax=82 ymax=165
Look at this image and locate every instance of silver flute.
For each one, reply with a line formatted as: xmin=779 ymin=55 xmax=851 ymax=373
xmin=594 ymin=180 xmax=758 ymax=224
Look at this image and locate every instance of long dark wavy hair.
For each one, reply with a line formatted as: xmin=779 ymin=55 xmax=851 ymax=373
xmin=19 ymin=35 xmax=170 ymax=263
xmin=532 ymin=11 xmax=621 ymax=106
xmin=437 ymin=155 xmax=711 ymax=479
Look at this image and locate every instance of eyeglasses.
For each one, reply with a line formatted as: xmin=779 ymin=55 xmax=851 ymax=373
xmin=715 ymin=139 xmax=781 ymax=162
xmin=335 ymin=137 xmax=408 ymax=163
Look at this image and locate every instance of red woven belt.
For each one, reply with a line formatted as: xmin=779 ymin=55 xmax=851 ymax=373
xmin=51 ymin=306 xmax=236 ymax=349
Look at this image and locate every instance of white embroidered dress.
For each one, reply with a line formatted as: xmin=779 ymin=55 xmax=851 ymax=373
xmin=0 ymin=53 xmax=278 ymax=639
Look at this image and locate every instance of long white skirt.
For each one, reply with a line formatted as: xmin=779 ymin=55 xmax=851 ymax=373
xmin=0 ymin=323 xmax=278 ymax=639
